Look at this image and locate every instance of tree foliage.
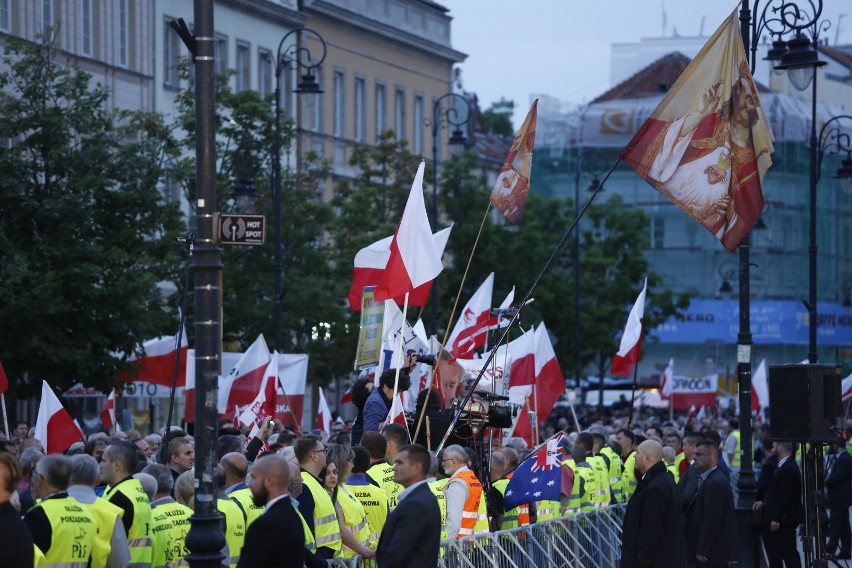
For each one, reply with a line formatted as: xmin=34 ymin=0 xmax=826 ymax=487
xmin=0 ymin=34 xmax=184 ymax=395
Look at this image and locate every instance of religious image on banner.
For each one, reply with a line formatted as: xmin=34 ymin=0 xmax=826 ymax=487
xmin=620 ymin=11 xmax=773 ymax=252
xmin=490 ymin=99 xmax=538 ymax=223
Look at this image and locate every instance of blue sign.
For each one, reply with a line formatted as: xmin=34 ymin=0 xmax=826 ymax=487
xmin=652 ymin=299 xmax=852 ymax=346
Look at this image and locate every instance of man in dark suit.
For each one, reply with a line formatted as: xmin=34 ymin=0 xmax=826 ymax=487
xmin=621 ymin=440 xmax=685 ymax=568
xmin=753 ymin=441 xmax=803 ymax=568
xmin=825 ymin=441 xmax=852 ymax=559
xmin=237 ymin=454 xmax=306 ymax=568
xmin=0 ymin=453 xmax=34 ymax=568
xmin=377 ymin=443 xmax=441 ymax=568
xmin=685 ymin=440 xmax=737 ymax=566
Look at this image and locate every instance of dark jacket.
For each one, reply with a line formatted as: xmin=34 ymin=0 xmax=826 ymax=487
xmin=237 ymin=496 xmax=306 ymax=568
xmin=377 ymin=481 xmax=441 ymax=568
xmin=685 ymin=467 xmax=738 ymax=565
xmin=0 ymin=501 xmax=34 ymax=568
xmin=677 ymin=462 xmax=701 ymax=512
xmin=363 ymin=388 xmax=392 ymax=434
xmin=762 ymin=456 xmax=803 ymax=528
xmin=826 ymin=450 xmax=852 ymax=508
xmin=621 ymin=460 xmax=685 ymax=568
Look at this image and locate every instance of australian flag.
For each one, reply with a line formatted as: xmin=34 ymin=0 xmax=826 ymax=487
xmin=504 ymin=433 xmax=564 ymax=512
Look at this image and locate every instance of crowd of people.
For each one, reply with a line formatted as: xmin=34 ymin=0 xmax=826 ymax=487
xmin=0 ymin=367 xmax=850 ymax=568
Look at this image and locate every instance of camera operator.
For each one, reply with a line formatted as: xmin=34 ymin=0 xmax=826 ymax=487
xmin=362 ymin=357 xmax=415 ymax=434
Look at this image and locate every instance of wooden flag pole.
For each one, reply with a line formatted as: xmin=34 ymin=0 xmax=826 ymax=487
xmin=628 ymin=361 xmax=640 ymax=427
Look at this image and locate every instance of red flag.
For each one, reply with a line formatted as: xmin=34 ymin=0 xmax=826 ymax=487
xmin=610 ymin=279 xmax=647 ymax=377
xmin=347 ymin=227 xmax=452 ymax=311
xmin=445 ymin=273 xmax=494 ymax=358
xmin=382 ymin=393 xmax=408 ymax=430
xmin=340 ymin=386 xmax=353 ymax=405
xmin=238 ymin=353 xmax=279 ymax=429
xmin=507 ymin=328 xmax=536 ymax=388
xmin=620 ymin=11 xmax=773 ymax=251
xmin=0 ymin=360 xmax=8 ymax=395
xmin=513 ymin=323 xmax=566 ymax=445
xmin=100 ymin=390 xmax=117 ymax=431
xmin=316 ymin=387 xmax=332 ymax=437
xmin=373 ymin=162 xmax=446 ymax=302
xmin=118 ymin=331 xmax=189 ymax=388
xmin=34 ymin=381 xmax=83 ymax=454
xmin=220 ymin=334 xmax=272 ymax=418
xmin=490 ymin=100 xmax=538 ymax=223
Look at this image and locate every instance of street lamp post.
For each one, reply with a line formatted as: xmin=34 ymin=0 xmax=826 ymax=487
xmin=427 ymin=93 xmax=470 ymax=335
xmin=272 ymin=28 xmax=326 ymax=352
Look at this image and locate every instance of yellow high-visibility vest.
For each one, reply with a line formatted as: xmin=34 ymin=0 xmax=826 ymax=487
xmin=337 ymin=485 xmax=371 ymax=558
xmin=105 ymin=478 xmax=153 ymax=567
xmin=78 ymin=497 xmax=125 ymax=568
xmin=229 ymin=487 xmax=264 ymax=528
xmin=152 ymin=500 xmax=193 ymax=565
xmin=217 ymin=498 xmax=246 ymax=568
xmin=366 ymin=460 xmax=403 ymax=510
xmin=344 ymin=479 xmax=388 ymax=546
xmin=34 ymin=496 xmax=98 ymax=568
xmin=301 ymin=472 xmax=342 ymax=552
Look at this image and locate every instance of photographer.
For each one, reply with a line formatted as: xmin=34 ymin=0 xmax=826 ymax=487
xmin=362 ymin=358 xmax=415 ymax=434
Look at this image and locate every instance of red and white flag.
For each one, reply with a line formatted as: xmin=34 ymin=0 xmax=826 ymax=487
xmin=118 ymin=331 xmax=189 ymax=387
xmin=446 ymin=273 xmax=494 ymax=358
xmin=696 ymin=405 xmax=707 ymax=422
xmin=484 ymin=287 xmax=516 ymax=335
xmin=842 ymin=372 xmax=852 ymax=402
xmin=34 ymin=381 xmax=84 ymax=454
xmin=220 ymin=334 xmax=272 ymax=418
xmin=0 ymin=360 xmax=8 ymax=394
xmin=348 ymin=226 xmax=452 ymax=311
xmin=751 ymin=358 xmax=769 ymax=421
xmin=100 ymin=390 xmax=119 ymax=431
xmin=340 ymin=386 xmax=353 ymax=405
xmin=238 ymin=352 xmax=280 ymax=429
xmin=686 ymin=405 xmax=698 ymax=420
xmin=373 ymin=162 xmax=446 ymax=302
xmin=316 ymin=387 xmax=332 ymax=437
xmin=660 ymin=358 xmax=674 ymax=399
xmin=382 ymin=393 xmax=408 ymax=430
xmin=610 ymin=279 xmax=648 ymax=377
xmin=507 ymin=327 xmax=536 ymax=388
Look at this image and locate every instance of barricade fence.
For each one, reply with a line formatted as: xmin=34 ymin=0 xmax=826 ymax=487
xmin=332 ymin=503 xmax=626 ymax=568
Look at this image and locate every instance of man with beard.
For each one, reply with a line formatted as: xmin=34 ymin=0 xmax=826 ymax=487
xmin=237 ymin=454 xmax=306 ymax=568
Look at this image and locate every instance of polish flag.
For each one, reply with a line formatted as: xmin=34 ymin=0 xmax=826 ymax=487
xmin=34 ymin=381 xmax=84 ymax=454
xmin=507 ymin=328 xmax=536 ymax=388
xmin=316 ymin=387 xmax=332 ymax=437
xmin=373 ymin=162 xmax=446 ymax=302
xmin=513 ymin=323 xmax=566 ymax=445
xmin=340 ymin=386 xmax=353 ymax=405
xmin=238 ymin=353 xmax=280 ymax=429
xmin=610 ymin=279 xmax=648 ymax=377
xmin=0 ymin=359 xmax=8 ymax=394
xmin=483 ymin=288 xmax=516 ymax=334
xmin=348 ymin=227 xmax=452 ymax=311
xmin=660 ymin=358 xmax=674 ymax=400
xmin=751 ymin=359 xmax=769 ymax=421
xmin=686 ymin=405 xmax=698 ymax=420
xmin=220 ymin=335 xmax=272 ymax=418
xmin=842 ymin=372 xmax=852 ymax=402
xmin=118 ymin=331 xmax=189 ymax=387
xmin=100 ymin=390 xmax=119 ymax=431
xmin=446 ymin=273 xmax=494 ymax=358
xmin=382 ymin=393 xmax=409 ymax=430
xmin=696 ymin=405 xmax=707 ymax=422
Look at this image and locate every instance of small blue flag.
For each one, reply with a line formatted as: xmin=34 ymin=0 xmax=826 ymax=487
xmin=504 ymin=432 xmax=564 ymax=512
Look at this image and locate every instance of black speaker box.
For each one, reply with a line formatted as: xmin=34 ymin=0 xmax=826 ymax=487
xmin=769 ymin=364 xmax=841 ymax=442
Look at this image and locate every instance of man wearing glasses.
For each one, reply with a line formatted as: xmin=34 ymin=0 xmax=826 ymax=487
xmin=295 ymin=434 xmax=341 ymax=560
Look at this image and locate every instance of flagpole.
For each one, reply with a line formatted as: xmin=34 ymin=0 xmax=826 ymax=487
xmin=1 ymin=393 xmax=8 ymax=439
xmin=389 ymin=292 xmax=410 ymax=414
xmin=436 ymin=158 xmax=622 ymax=454
xmin=628 ymin=361 xmax=639 ymax=427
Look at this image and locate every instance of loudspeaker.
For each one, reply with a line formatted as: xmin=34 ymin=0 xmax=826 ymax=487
xmin=769 ymin=364 xmax=841 ymax=442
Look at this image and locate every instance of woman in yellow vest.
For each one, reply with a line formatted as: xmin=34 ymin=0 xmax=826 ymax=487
xmin=323 ymin=444 xmax=376 ymax=560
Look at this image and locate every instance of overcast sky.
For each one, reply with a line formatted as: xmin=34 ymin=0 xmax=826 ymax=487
xmin=440 ymin=0 xmax=850 ymax=126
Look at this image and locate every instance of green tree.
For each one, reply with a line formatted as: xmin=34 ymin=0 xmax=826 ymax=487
xmin=480 ymin=98 xmax=515 ymax=144
xmin=0 ymin=34 xmax=184 ymax=395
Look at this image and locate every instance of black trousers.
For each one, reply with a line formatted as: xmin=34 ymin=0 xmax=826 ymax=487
xmin=827 ymin=505 xmax=851 ymax=559
xmin=761 ymin=523 xmax=801 ymax=568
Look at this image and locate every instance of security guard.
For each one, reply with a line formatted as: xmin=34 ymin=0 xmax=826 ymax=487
xmin=362 ymin=431 xmax=404 ymax=510
xmin=723 ymin=419 xmax=742 ymax=472
xmin=490 ymin=449 xmax=530 ymax=529
xmin=101 ymin=440 xmax=154 ymax=567
xmin=600 ymin=440 xmax=623 ymax=504
xmin=442 ymin=444 xmax=485 ymax=539
xmin=616 ymin=428 xmax=638 ymax=501
xmin=220 ymin=452 xmax=264 ymax=528
xmin=296 ymin=434 xmax=342 ymax=560
xmin=344 ymin=446 xmax=389 ymax=546
xmin=25 ymin=455 xmax=98 ymax=568
xmin=571 ymin=447 xmax=596 ymax=513
xmin=148 ymin=470 xmax=193 ymax=565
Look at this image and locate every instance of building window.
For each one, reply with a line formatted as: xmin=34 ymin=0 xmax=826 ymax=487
xmin=0 ymin=0 xmax=9 ymax=32
xmin=80 ymin=0 xmax=92 ymax=55
xmin=394 ymin=88 xmax=406 ymax=141
xmin=42 ymin=0 xmax=53 ymax=33
xmin=214 ymin=35 xmax=228 ymax=77
xmin=305 ymin=66 xmax=324 ymax=132
xmin=333 ymin=70 xmax=345 ymax=138
xmin=258 ymin=48 xmax=272 ymax=98
xmin=651 ymin=217 xmax=665 ymax=249
xmin=118 ymin=0 xmax=129 ymax=67
xmin=375 ymin=82 xmax=387 ymax=138
xmin=236 ymin=42 xmax=250 ymax=92
xmin=413 ymin=94 xmax=424 ymax=155
xmin=163 ymin=19 xmax=182 ymax=89
xmin=354 ymin=77 xmax=366 ymax=143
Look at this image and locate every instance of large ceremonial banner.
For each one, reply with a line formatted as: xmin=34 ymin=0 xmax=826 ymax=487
xmin=621 ymin=11 xmax=773 ymax=251
xmin=490 ymin=100 xmax=538 ymax=223
xmin=670 ymin=373 xmax=718 ymax=410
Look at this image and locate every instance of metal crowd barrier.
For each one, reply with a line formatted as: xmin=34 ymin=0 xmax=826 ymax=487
xmin=336 ymin=504 xmax=627 ymax=568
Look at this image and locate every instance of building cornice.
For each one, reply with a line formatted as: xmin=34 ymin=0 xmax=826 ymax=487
xmin=219 ymin=0 xmax=308 ymax=28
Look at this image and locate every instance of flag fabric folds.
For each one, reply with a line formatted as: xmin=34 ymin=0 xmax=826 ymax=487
xmin=34 ymin=381 xmax=84 ymax=454
xmin=348 ymin=226 xmax=452 ymax=311
xmin=491 ymin=100 xmax=539 ymax=223
xmin=504 ymin=432 xmax=563 ymax=511
xmin=620 ymin=10 xmax=773 ymax=252
xmin=751 ymin=358 xmax=768 ymax=421
xmin=238 ymin=352 xmax=280 ymax=429
xmin=316 ymin=387 xmax=332 ymax=437
xmin=610 ymin=279 xmax=648 ymax=377
xmin=100 ymin=390 xmax=117 ymax=431
xmin=0 ymin=360 xmax=7 ymax=394
xmin=373 ymin=162 xmax=446 ymax=302
xmin=219 ymin=334 xmax=272 ymax=418
xmin=445 ymin=273 xmax=494 ymax=358
xmin=660 ymin=357 xmax=674 ymax=399
xmin=118 ymin=331 xmax=189 ymax=388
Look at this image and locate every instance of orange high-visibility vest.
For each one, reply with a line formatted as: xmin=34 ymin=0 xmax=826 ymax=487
xmin=449 ymin=469 xmax=483 ymax=538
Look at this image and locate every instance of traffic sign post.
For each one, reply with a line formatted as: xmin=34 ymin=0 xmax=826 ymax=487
xmin=217 ymin=213 xmax=266 ymax=245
